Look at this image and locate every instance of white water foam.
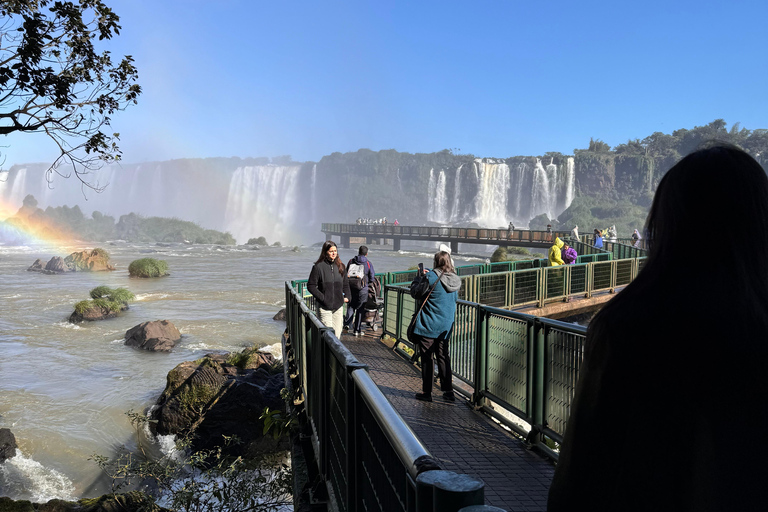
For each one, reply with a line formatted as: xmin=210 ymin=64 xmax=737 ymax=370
xmin=260 ymin=342 xmax=283 ymax=362
xmin=54 ymin=321 xmax=81 ymax=330
xmin=0 ymin=453 xmax=76 ymax=503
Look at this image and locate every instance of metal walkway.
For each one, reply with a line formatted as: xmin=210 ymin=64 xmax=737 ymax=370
xmin=339 ymin=329 xmax=555 ymax=512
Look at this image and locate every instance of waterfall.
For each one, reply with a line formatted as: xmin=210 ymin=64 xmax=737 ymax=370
xmin=450 ymin=164 xmax=463 ymax=222
xmin=310 ymin=164 xmax=317 ymax=219
xmin=427 ymin=168 xmax=436 ymax=220
xmin=223 ymin=165 xmax=302 ymax=244
xmin=8 ymin=167 xmax=28 ymax=208
xmin=531 ymin=158 xmax=552 ymax=219
xmin=511 ymin=162 xmax=528 ymax=220
xmin=432 ymin=170 xmax=448 ymax=223
xmin=564 ymin=157 xmax=575 ymax=209
xmin=473 ymin=159 xmax=511 ymax=227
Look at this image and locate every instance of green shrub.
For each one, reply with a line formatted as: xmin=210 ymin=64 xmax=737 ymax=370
xmin=491 ymin=247 xmax=508 ymax=262
xmin=73 ymin=286 xmax=135 ymax=316
xmin=128 ymin=258 xmax=169 ymax=278
xmin=246 ymin=236 xmax=268 ymax=245
xmin=272 ymin=241 xmax=281 ymax=247
xmin=92 ymin=247 xmax=110 ymax=260
xmin=508 ymin=246 xmax=532 ymax=256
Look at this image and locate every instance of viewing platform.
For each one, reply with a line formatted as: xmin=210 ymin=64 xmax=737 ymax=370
xmin=321 ymin=223 xmax=571 ymax=253
xmin=285 ymin=240 xmax=648 ymax=511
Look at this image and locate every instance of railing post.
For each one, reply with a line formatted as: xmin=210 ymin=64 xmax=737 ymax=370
xmin=538 ymin=268 xmax=545 ymax=307
xmin=345 ymin=363 xmax=368 ymax=511
xmin=472 ymin=305 xmax=487 ymax=407
xmin=526 ymin=318 xmax=546 ymax=447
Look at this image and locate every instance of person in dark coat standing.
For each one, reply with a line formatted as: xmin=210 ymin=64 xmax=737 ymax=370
xmin=307 ymin=241 xmax=350 ymax=338
xmin=409 ymin=251 xmax=461 ymax=403
xmin=344 ymin=245 xmax=376 ymax=336
xmin=548 ymin=145 xmax=768 ymax=512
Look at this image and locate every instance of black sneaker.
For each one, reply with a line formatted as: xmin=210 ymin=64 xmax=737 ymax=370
xmin=442 ymin=392 xmax=456 ymax=402
xmin=415 ymin=393 xmax=432 ymax=402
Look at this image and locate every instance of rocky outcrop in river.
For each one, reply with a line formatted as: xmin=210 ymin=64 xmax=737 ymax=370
xmin=125 ymin=320 xmax=181 ymax=352
xmin=0 ymin=428 xmax=17 ymax=462
xmin=151 ymin=348 xmax=285 ymax=457
xmin=28 ymin=249 xmax=115 ymax=274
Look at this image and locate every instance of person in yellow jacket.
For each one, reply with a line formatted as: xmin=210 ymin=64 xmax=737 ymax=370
xmin=549 ymin=237 xmax=565 ymax=266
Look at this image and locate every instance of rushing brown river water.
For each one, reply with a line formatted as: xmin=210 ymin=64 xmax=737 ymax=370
xmin=0 ymin=240 xmax=489 ymax=502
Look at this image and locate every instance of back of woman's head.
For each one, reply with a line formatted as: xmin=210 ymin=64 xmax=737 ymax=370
xmin=643 ymin=144 xmax=768 ymax=300
xmin=433 ymin=251 xmax=454 ymax=273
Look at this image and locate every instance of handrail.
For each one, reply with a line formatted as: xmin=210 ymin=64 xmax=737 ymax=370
xmin=283 ymin=282 xmax=487 ymax=510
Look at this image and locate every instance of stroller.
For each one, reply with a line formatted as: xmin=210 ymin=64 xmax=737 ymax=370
xmin=361 ymin=277 xmax=384 ymax=332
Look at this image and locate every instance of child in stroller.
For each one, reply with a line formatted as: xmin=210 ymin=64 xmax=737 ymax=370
xmin=361 ymin=276 xmax=384 ymax=332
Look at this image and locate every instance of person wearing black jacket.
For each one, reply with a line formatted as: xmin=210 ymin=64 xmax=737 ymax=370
xmin=307 ymin=241 xmax=350 ymax=338
xmin=344 ymin=245 xmax=376 ymax=336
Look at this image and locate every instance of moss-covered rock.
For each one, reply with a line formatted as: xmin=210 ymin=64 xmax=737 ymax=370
xmin=128 ymin=258 xmax=169 ymax=278
xmin=69 ymin=287 xmax=134 ymax=323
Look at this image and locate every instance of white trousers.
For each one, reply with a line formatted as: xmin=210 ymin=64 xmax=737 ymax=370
xmin=318 ymin=306 xmax=344 ymax=338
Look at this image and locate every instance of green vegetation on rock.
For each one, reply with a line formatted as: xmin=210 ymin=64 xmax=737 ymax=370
xmin=73 ymin=287 xmax=135 ymax=316
xmin=246 ymin=236 xmax=268 ymax=245
xmin=128 ymin=258 xmax=169 ymax=277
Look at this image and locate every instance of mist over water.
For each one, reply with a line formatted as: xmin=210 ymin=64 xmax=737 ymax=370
xmin=0 ymin=239 xmax=484 ymax=502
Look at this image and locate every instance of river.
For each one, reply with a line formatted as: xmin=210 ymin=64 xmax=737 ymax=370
xmin=0 ymin=240 xmax=488 ymax=502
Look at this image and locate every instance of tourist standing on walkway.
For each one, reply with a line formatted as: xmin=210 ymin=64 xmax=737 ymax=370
xmin=409 ymin=251 xmax=461 ymax=403
xmin=548 ymin=145 xmax=768 ymax=512
xmin=562 ymin=242 xmax=577 ymax=264
xmin=548 ymin=237 xmax=565 ymax=266
xmin=344 ymin=246 xmax=376 ymax=336
xmin=307 ymin=241 xmax=350 ymax=338
xmin=593 ymin=228 xmax=603 ymax=249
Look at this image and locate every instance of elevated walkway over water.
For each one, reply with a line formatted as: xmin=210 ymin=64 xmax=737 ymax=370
xmin=285 ymin=239 xmax=648 ymax=511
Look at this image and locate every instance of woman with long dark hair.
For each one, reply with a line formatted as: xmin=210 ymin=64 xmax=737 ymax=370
xmin=409 ymin=250 xmax=461 ymax=402
xmin=307 ymin=240 xmax=350 ymax=338
xmin=548 ymin=145 xmax=768 ymax=511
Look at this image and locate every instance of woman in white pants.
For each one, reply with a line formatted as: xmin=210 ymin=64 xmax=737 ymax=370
xmin=307 ymin=241 xmax=350 ymax=337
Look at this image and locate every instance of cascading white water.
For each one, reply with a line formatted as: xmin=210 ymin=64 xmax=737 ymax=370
xmin=564 ymin=157 xmax=575 ymax=209
xmin=310 ymin=164 xmax=317 ymax=219
xmin=427 ymin=168 xmax=436 ymax=220
xmin=431 ymin=170 xmax=449 ymax=223
xmin=450 ymin=164 xmax=463 ymax=222
xmin=223 ymin=165 xmax=302 ymax=244
xmin=530 ymin=158 xmax=552 ymax=219
xmin=474 ymin=159 xmax=511 ymax=227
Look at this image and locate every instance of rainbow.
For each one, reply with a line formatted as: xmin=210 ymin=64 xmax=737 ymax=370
xmin=0 ymin=198 xmax=79 ymax=249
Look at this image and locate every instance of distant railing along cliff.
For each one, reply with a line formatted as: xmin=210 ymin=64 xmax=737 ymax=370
xmin=321 ymin=223 xmax=571 ymax=252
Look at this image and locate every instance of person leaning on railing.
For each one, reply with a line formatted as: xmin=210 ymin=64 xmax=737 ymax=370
xmin=547 ymin=144 xmax=768 ymax=512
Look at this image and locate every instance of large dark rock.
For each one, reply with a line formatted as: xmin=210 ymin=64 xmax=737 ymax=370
xmin=151 ymin=349 xmax=284 ymax=456
xmin=45 ymin=256 xmax=72 ymax=273
xmin=273 ymin=308 xmax=286 ymax=321
xmin=0 ymin=428 xmax=17 ymax=462
xmin=64 ymin=250 xmax=115 ymax=272
xmin=125 ymin=320 xmax=181 ymax=352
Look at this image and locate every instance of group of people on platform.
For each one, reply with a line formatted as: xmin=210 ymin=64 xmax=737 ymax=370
xmin=306 ymin=242 xmax=459 ymax=404
xmin=355 ymin=217 xmax=399 ymax=226
xmin=306 ymin=145 xmax=768 ymax=512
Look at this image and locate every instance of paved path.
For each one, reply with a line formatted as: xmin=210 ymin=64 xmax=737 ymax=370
xmin=340 ymin=329 xmax=555 ymax=512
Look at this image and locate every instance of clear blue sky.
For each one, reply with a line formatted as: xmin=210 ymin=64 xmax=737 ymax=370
xmin=5 ymin=0 xmax=768 ymax=166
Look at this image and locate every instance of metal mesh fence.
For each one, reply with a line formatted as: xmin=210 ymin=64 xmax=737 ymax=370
xmin=569 ymin=264 xmax=588 ymax=295
xmin=592 ymin=261 xmax=613 ymax=292
xmin=327 ymin=353 xmax=350 ymax=511
xmin=477 ymin=273 xmax=507 ymax=307
xmin=615 ymin=259 xmax=633 ymax=286
xmin=452 ymin=302 xmax=477 ymax=385
xmin=510 ymin=269 xmax=539 ymax=306
xmin=544 ymin=267 xmax=566 ymax=301
xmin=485 ymin=313 xmax=530 ymax=416
xmin=545 ymin=327 xmax=586 ymax=440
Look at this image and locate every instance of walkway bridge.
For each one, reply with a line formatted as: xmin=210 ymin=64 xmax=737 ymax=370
xmin=284 ymin=240 xmax=647 ymax=512
xmin=321 ymin=223 xmax=572 ymax=253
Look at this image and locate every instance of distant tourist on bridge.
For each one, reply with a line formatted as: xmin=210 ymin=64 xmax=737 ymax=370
xmin=548 ymin=145 xmax=768 ymax=512
xmin=409 ymin=251 xmax=461 ymax=403
xmin=548 ymin=237 xmax=565 ymax=266
xmin=570 ymin=225 xmax=579 ymax=243
xmin=344 ymin=246 xmax=376 ymax=336
xmin=307 ymin=241 xmax=350 ymax=338
xmin=593 ymin=228 xmax=603 ymax=249
xmin=631 ymin=228 xmax=642 ymax=248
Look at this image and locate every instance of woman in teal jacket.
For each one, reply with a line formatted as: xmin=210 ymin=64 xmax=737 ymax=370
xmin=409 ymin=251 xmax=462 ymax=402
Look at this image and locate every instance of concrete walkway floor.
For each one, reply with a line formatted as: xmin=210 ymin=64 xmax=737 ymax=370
xmin=340 ymin=329 xmax=556 ymax=512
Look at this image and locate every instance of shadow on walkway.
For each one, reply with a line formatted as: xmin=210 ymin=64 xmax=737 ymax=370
xmin=341 ymin=329 xmax=555 ymax=512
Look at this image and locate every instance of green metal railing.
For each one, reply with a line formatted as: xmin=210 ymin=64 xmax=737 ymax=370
xmin=284 ymin=283 xmax=488 ymax=511
xmin=382 ymin=285 xmax=587 ymax=457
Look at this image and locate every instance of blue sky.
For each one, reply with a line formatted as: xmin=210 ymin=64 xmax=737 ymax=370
xmin=4 ymin=0 xmax=768 ymax=166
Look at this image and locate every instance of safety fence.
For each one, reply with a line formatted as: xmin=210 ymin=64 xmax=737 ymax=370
xmin=284 ymin=283 xmax=489 ymax=511
xmin=383 ymin=286 xmax=587 ymax=458
xmin=292 ymin=249 xmax=622 ymax=309
xmin=321 ymin=223 xmax=570 ymax=244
